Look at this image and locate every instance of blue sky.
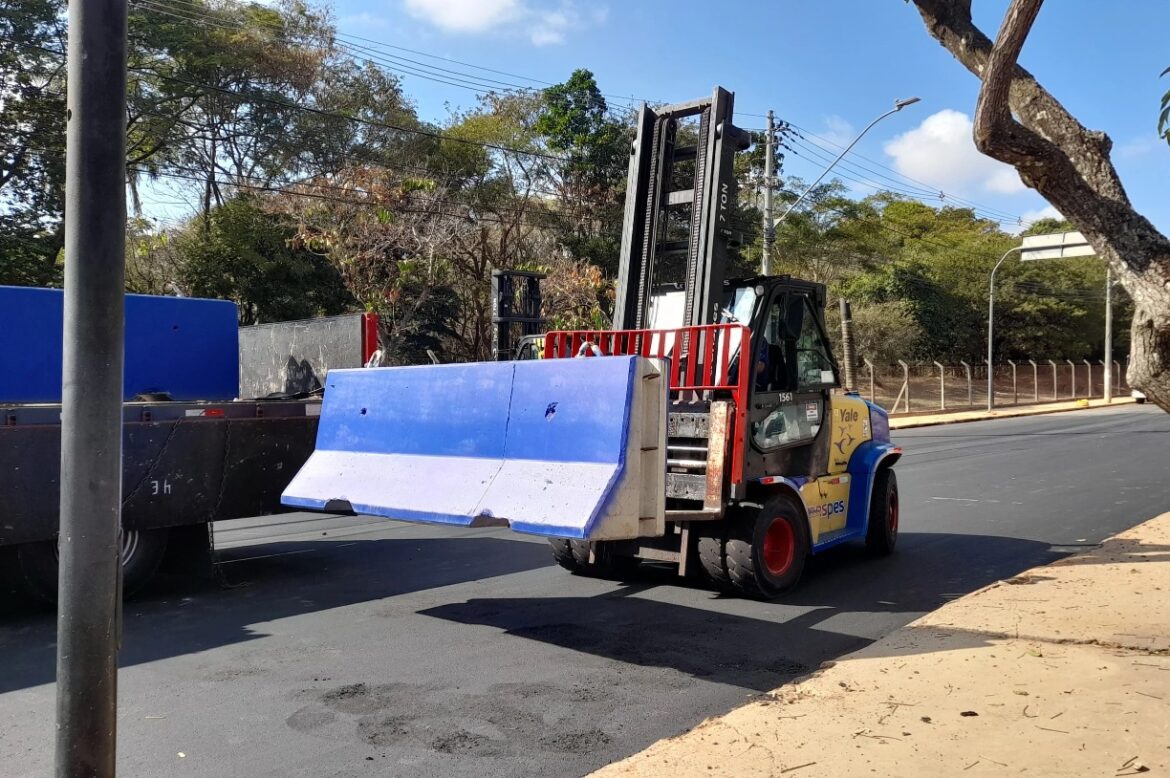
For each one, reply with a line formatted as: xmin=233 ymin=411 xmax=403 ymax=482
xmin=323 ymin=0 xmax=1170 ymax=234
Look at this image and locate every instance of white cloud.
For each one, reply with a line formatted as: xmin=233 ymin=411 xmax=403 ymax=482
xmin=820 ymin=115 xmax=855 ymax=148
xmin=338 ymin=11 xmax=392 ymax=30
xmin=402 ymin=0 xmax=603 ymax=45
xmin=1117 ymin=135 xmax=1161 ymax=159
xmin=1003 ymin=204 xmax=1063 ymax=235
xmin=884 ymin=109 xmax=1027 ymax=196
xmin=403 ymin=0 xmax=521 ymax=33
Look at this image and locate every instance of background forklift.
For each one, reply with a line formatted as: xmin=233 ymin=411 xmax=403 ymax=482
xmin=283 ymin=87 xmax=901 ymax=599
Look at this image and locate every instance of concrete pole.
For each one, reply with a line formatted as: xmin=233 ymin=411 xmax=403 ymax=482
xmin=56 ymin=0 xmax=128 ymax=775
xmin=1104 ymin=266 xmax=1113 ymax=403
xmin=1028 ymin=359 xmax=1038 ymax=403
xmin=761 ymin=110 xmax=775 ymax=276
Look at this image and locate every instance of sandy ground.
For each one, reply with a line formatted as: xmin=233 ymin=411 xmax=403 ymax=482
xmin=592 ymin=512 xmax=1170 ymax=777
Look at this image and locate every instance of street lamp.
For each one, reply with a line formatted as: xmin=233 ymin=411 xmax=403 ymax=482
xmin=987 ymin=231 xmax=1097 ymax=411
xmin=987 ymin=245 xmax=1024 ymax=411
xmin=773 ymin=97 xmax=921 ymax=227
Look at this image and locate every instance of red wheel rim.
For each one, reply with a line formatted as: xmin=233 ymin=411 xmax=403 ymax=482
xmin=888 ymin=491 xmax=899 ymax=534
xmin=762 ymin=518 xmax=795 ymax=577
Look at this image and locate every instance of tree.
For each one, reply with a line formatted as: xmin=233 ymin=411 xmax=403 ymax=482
xmin=0 ymin=0 xmax=66 ymax=285
xmin=908 ymin=0 xmax=1170 ymax=411
xmin=174 ymin=195 xmax=354 ymax=324
xmin=534 ymin=69 xmax=631 ymax=275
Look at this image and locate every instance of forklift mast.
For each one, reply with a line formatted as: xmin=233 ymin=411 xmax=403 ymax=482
xmin=612 ymin=87 xmax=752 ymax=331
xmin=491 ymin=269 xmax=546 ymax=361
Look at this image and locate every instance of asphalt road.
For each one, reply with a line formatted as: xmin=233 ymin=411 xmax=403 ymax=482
xmin=2 ymin=405 xmax=1168 ymax=777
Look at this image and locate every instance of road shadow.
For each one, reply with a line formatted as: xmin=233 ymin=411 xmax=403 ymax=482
xmin=419 ymin=530 xmax=1072 ymax=691
xmin=0 ymin=533 xmax=553 ymax=694
xmin=0 ymin=528 xmax=1101 ymax=696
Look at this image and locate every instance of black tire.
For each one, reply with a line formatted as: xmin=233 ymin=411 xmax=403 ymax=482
xmin=13 ymin=528 xmax=170 ymax=604
xmin=865 ymin=468 xmax=899 ymax=556
xmin=695 ymin=528 xmax=731 ymax=590
xmin=723 ymin=496 xmax=810 ymax=599
xmin=549 ymin=538 xmax=591 ymax=572
xmin=549 ymin=539 xmax=640 ymax=578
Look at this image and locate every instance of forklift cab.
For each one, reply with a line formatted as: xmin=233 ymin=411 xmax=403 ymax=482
xmin=731 ymin=278 xmax=841 ymax=480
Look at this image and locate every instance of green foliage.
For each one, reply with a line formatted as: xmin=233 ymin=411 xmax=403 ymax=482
xmin=1160 ymin=66 xmax=1170 ymax=147
xmin=174 ymin=196 xmax=354 ymax=324
xmin=0 ymin=0 xmax=66 ymax=285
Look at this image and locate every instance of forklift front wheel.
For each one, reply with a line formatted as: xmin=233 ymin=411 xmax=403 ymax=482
xmin=725 ymin=495 xmax=810 ymax=599
xmin=548 ymin=539 xmax=639 ymax=578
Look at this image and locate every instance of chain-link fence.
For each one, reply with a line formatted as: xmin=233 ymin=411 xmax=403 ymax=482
xmin=855 ymin=360 xmax=1130 ymax=415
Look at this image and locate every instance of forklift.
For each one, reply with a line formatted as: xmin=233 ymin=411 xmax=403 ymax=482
xmin=541 ymin=87 xmax=900 ymax=596
xmin=282 ymin=87 xmax=901 ymax=599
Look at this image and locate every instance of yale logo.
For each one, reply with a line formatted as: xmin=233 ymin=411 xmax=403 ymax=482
xmin=838 ymin=408 xmax=859 ymax=423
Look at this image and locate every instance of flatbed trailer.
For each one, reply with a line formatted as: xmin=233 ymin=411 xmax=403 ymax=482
xmin=0 ymin=399 xmax=318 ymax=600
xmin=0 ymin=286 xmax=376 ymax=602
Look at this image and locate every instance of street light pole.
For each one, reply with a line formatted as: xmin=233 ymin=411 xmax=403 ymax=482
xmin=1104 ymin=266 xmax=1113 ymax=403
xmin=987 ymin=245 xmax=1024 ymax=411
xmin=774 ymin=97 xmax=921 ymax=227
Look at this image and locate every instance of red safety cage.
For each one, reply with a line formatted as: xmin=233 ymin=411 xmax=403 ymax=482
xmin=545 ymin=324 xmax=751 ymax=486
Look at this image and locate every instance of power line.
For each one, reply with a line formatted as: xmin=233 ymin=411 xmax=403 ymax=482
xmin=7 ymin=37 xmax=571 ymax=164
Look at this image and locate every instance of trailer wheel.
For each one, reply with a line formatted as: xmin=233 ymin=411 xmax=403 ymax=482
xmin=13 ymin=528 xmax=170 ymax=604
xmin=865 ymin=468 xmax=899 ymax=555
xmin=724 ymin=496 xmax=809 ymax=599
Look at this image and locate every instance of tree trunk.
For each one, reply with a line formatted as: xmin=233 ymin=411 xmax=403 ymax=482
xmin=909 ymin=0 xmax=1170 ymax=411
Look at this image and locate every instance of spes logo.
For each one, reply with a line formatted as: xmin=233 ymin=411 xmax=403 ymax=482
xmin=808 ymin=500 xmax=846 ymax=520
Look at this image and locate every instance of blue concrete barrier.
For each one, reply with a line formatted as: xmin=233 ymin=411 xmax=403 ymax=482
xmin=282 ymin=356 xmax=666 ymax=540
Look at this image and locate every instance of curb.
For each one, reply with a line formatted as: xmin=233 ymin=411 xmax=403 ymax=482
xmin=889 ymin=396 xmax=1136 ymax=430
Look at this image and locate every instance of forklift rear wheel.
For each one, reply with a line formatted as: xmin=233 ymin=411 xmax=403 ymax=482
xmin=865 ymin=468 xmax=899 ymax=555
xmin=13 ymin=528 xmax=170 ymax=604
xmin=723 ymin=495 xmax=809 ymax=599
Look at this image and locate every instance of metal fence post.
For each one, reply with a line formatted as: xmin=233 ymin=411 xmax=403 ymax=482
xmin=1066 ymin=359 xmax=1076 ymax=398
xmin=898 ymin=360 xmax=910 ymax=414
xmin=1008 ymin=360 xmax=1017 ymax=405
xmin=1047 ymin=360 xmax=1058 ymax=400
xmin=960 ymin=360 xmax=972 ymax=408
xmin=1083 ymin=359 xmax=1093 ymax=397
xmin=933 ymin=361 xmax=945 ymax=410
xmin=984 ymin=358 xmax=994 ymax=410
xmin=864 ymin=359 xmax=875 ymax=402
xmin=1114 ymin=361 xmax=1122 ymax=395
xmin=1028 ymin=359 xmax=1038 ymax=403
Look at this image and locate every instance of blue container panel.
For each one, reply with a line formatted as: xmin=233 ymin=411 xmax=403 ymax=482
xmin=0 ymin=286 xmax=239 ymax=403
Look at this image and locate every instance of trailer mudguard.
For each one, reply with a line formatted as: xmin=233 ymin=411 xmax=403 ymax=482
xmin=281 ymin=356 xmax=667 ymax=540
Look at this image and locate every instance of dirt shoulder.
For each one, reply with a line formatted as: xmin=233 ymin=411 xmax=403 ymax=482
xmin=592 ymin=513 xmax=1170 ymax=777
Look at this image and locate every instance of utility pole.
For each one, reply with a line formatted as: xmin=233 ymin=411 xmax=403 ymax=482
xmin=1104 ymin=266 xmax=1113 ymax=403
xmin=839 ymin=298 xmax=857 ymax=391
xmin=761 ymin=110 xmax=775 ymax=275
xmin=56 ymin=0 xmax=128 ymax=775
